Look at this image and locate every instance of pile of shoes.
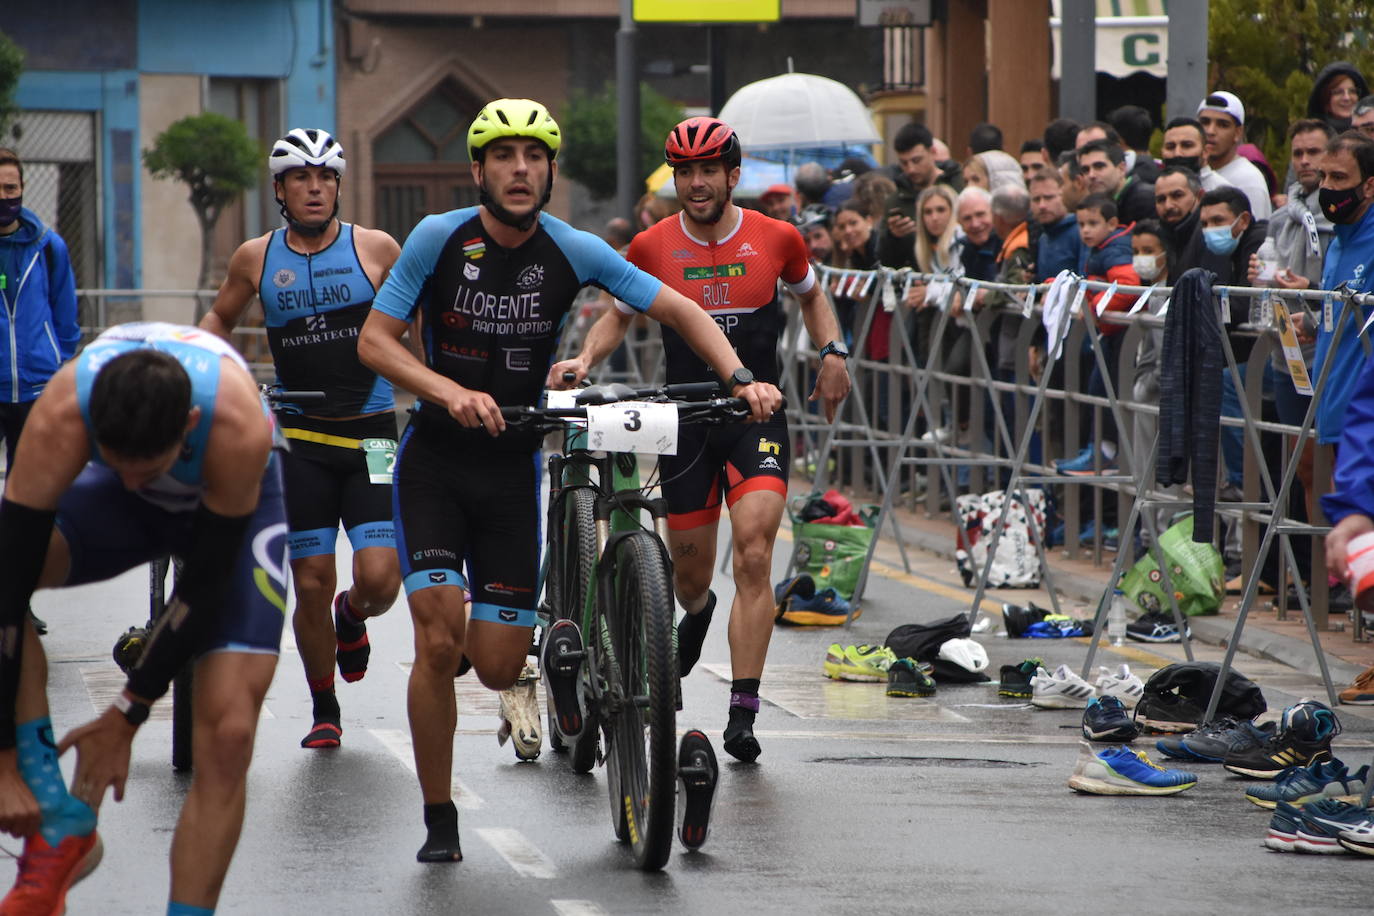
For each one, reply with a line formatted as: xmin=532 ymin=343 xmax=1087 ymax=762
xmin=822 ymin=644 xmax=937 ymax=698
xmin=884 ymin=614 xmax=990 ymax=683
xmin=773 ymin=573 xmax=858 ymax=626
xmin=1000 ymin=601 xmax=1094 ymax=638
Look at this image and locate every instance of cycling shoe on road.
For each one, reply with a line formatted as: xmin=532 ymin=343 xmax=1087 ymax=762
xmin=677 ymin=729 xmax=719 ymax=850
xmin=542 ymin=620 xmax=585 ymax=740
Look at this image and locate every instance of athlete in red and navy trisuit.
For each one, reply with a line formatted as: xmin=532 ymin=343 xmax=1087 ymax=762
xmin=552 ymin=117 xmax=850 ymax=763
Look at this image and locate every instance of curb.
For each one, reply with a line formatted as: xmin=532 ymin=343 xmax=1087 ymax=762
xmin=884 ymin=516 xmax=1367 ymax=687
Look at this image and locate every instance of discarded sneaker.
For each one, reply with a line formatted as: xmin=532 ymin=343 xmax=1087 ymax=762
xmin=1293 ymin=798 xmax=1372 ymax=854
xmin=1133 ymin=691 xmax=1207 ymax=734
xmin=886 ymin=658 xmax=937 ymax=698
xmin=822 ymin=644 xmax=896 ymax=682
xmin=1223 ymin=700 xmax=1340 ymax=779
xmin=1094 ymin=664 xmax=1144 ymax=709
xmin=780 ymin=587 xmax=858 ymax=626
xmin=997 ymin=657 xmax=1043 ymax=699
xmin=1338 ymin=663 xmax=1374 ymax=705
xmin=496 ymin=662 xmax=541 ymax=761
xmin=1001 ymin=601 xmax=1051 ymax=638
xmin=1082 ymin=696 xmax=1140 ymax=742
xmin=1067 ymin=744 xmax=1197 ymax=795
xmin=1126 ymin=611 xmax=1189 ymax=644
xmin=1030 ymin=664 xmax=1095 ymax=709
xmin=772 ymin=574 xmax=816 ymax=621
xmin=1245 ymin=758 xmax=1370 ymax=810
xmin=1338 ymin=817 xmax=1374 ymax=856
xmin=1180 ymin=717 xmax=1275 ymax=763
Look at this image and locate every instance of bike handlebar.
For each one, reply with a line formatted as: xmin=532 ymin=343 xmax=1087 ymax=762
xmin=499 ymin=394 xmax=779 ymax=434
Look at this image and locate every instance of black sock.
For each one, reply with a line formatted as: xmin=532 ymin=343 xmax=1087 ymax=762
xmin=311 ymin=688 xmax=340 ymax=724
xmin=731 ymin=678 xmax=760 ymax=697
xmin=676 ymin=591 xmax=716 ymax=676
xmin=418 ymin=801 xmax=462 ymax=863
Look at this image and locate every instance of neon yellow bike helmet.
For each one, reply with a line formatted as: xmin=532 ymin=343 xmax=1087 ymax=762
xmin=467 ymin=99 xmax=562 ymax=161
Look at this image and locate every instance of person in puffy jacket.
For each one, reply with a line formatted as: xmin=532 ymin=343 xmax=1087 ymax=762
xmin=0 ymin=148 xmax=79 ymax=473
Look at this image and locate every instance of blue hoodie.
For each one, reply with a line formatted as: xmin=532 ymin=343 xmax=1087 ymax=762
xmin=0 ymin=207 xmax=79 ymax=402
xmin=1313 ymin=200 xmax=1374 ymax=444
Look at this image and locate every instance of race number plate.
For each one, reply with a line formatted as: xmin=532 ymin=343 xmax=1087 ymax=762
xmin=586 ymin=401 xmax=678 ymax=455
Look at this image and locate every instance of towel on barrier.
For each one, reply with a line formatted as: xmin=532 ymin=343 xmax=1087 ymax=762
xmin=1157 ymin=268 xmax=1225 ymax=541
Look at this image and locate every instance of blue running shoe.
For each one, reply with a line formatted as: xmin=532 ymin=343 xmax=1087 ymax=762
xmin=1294 ymin=799 xmax=1373 ymax=854
xmin=779 ymin=587 xmax=858 ymax=626
xmin=1082 ymin=697 xmax=1139 ymax=742
xmin=1338 ymin=817 xmax=1374 ymax=856
xmin=1246 ymin=759 xmax=1371 ymax=810
xmin=1265 ymin=801 xmax=1305 ymax=852
xmin=1067 ymin=744 xmax=1197 ymax=795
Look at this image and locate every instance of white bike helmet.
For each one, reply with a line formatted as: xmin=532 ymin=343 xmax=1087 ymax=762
xmin=269 ymin=128 xmax=346 ymax=178
xmin=936 ymin=638 xmax=989 ymax=674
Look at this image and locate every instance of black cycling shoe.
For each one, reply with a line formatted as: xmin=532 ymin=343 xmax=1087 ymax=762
xmin=722 ymin=699 xmax=761 ymax=764
xmin=676 ymin=590 xmax=716 ymax=676
xmin=542 ymin=619 xmax=585 ymax=740
xmin=677 ymin=729 xmax=718 ymax=850
xmin=29 ymin=609 xmax=48 ymax=636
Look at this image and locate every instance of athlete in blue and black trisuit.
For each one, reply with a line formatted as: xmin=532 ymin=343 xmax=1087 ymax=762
xmin=358 ymin=98 xmax=783 ymax=863
xmin=0 ymin=322 xmax=288 ymax=914
xmin=203 ymin=129 xmax=403 ymax=750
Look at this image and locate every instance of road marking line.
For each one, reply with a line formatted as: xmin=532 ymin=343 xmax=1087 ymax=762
xmin=550 ymin=901 xmax=609 ymax=916
xmin=368 ymin=728 xmax=484 ymax=810
xmin=476 ymin=827 xmax=557 ymax=879
xmin=79 ymin=666 xmax=273 ymax=720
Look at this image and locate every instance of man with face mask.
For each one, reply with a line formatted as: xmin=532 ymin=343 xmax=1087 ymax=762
xmin=1160 ymin=117 xmax=1232 ymax=192
xmin=1312 ymin=131 xmax=1374 ymax=449
xmin=0 ymin=148 xmax=79 ymax=638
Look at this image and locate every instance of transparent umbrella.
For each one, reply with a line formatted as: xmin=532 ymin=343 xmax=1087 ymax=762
xmin=718 ymin=72 xmax=881 ymax=152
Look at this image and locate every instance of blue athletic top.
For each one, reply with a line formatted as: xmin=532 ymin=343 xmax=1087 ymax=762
xmin=258 ymin=222 xmax=393 ymax=417
xmin=373 ymin=209 xmax=661 ymax=449
xmin=75 ymin=322 xmax=259 ymax=510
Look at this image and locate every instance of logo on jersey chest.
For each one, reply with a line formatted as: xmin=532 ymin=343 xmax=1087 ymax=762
xmin=736 ymin=242 xmax=758 ymax=257
xmin=671 ymin=249 xmax=694 ymax=260
xmin=464 ymin=262 xmax=480 ymax=281
xmin=683 ymin=263 xmax=746 ymax=280
xmin=516 ymin=264 xmax=545 ymax=290
xmin=462 ymin=237 xmax=486 ymax=260
xmin=272 ymin=268 xmax=297 ymax=288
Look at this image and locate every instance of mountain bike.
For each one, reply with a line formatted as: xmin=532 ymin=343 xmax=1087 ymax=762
xmin=112 ymin=385 xmax=324 ymax=771
xmin=504 ymin=380 xmax=755 ymax=870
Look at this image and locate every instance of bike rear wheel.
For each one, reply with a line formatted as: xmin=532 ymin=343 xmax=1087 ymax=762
xmin=546 ymin=487 xmax=598 ymax=766
xmin=602 ymin=531 xmax=676 ymax=871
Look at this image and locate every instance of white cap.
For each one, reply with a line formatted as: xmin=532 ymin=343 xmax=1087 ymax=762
xmin=1198 ymin=91 xmax=1245 ymax=126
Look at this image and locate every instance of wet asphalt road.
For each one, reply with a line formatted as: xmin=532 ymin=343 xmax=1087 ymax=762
xmin=10 ymin=526 xmax=1374 ymax=915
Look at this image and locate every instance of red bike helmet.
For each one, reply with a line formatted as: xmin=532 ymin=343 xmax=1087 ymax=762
xmin=664 ymin=117 xmax=742 ymax=169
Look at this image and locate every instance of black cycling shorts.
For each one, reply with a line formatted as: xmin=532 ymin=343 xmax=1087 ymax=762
xmin=392 ymin=416 xmax=541 ymax=628
xmin=55 ymin=454 xmax=289 ymax=655
xmin=279 ymin=412 xmax=397 ymax=560
xmin=661 ymin=412 xmax=789 ymax=531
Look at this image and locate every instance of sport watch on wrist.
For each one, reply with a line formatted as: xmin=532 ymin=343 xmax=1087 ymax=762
xmin=726 ymin=367 xmax=755 ymax=391
xmin=113 ymin=693 xmax=151 ymax=727
xmin=818 ymin=340 xmax=850 ymax=360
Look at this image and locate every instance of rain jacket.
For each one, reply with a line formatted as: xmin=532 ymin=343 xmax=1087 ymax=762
xmin=1 ymin=207 xmax=79 ymax=403
xmin=1313 ymin=201 xmax=1374 ymax=444
xmin=1081 ymin=222 xmax=1139 ymax=336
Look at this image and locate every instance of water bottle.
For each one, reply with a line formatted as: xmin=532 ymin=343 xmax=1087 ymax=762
xmin=1108 ymin=588 xmax=1128 ymax=647
xmin=1256 ymin=238 xmax=1279 ymax=285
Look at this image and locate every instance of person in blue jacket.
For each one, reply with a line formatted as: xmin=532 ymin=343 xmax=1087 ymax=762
xmin=1312 ymin=132 xmax=1374 ymax=447
xmin=0 ymin=148 xmax=80 ymax=637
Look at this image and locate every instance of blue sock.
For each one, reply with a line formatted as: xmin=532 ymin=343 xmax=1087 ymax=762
xmin=167 ymin=904 xmax=214 ymax=916
xmin=15 ymin=717 xmax=97 ymax=846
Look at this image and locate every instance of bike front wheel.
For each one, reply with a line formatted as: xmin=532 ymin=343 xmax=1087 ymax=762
xmin=602 ymin=531 xmax=677 ymax=871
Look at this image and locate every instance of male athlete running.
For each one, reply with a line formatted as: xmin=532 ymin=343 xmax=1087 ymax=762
xmin=358 ymin=99 xmax=782 ymax=861
xmin=551 ymin=117 xmax=851 ymax=762
xmin=202 ymin=129 xmax=402 ymax=749
xmin=0 ymin=322 xmax=288 ymax=914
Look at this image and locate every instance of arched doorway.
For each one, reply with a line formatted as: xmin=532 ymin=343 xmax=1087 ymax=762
xmin=373 ymin=79 xmax=481 ymax=243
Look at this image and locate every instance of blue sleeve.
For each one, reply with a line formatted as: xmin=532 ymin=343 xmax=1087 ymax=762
xmin=45 ymin=234 xmax=80 ymax=359
xmin=540 ymin=215 xmax=661 ymax=312
xmin=1322 ymin=350 xmax=1374 ymax=524
xmin=372 ymin=211 xmax=470 ymax=321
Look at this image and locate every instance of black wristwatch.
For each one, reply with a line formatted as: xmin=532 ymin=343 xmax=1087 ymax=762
xmin=724 ymin=367 xmax=755 ymax=392
xmin=818 ymin=340 xmax=850 ymax=360
xmin=113 ymin=693 xmax=151 ymax=727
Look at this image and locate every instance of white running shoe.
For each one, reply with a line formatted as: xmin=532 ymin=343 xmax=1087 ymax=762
xmin=1031 ymin=664 xmax=1095 ymax=709
xmin=1094 ymin=663 xmax=1144 ymax=709
xmin=497 ymin=662 xmax=542 ymax=761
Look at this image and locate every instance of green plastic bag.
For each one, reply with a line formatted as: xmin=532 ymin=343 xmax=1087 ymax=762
xmin=790 ymin=505 xmax=878 ymax=601
xmin=1118 ymin=515 xmax=1225 ymax=617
